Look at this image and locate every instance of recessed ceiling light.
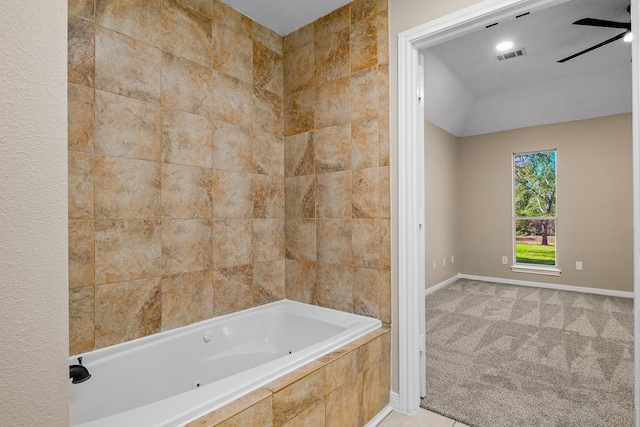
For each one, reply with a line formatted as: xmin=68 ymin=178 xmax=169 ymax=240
xmin=624 ymin=32 xmax=633 ymax=43
xmin=496 ymin=41 xmax=514 ymax=51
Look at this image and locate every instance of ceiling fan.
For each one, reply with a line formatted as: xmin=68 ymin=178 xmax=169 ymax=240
xmin=558 ymin=5 xmax=632 ymax=63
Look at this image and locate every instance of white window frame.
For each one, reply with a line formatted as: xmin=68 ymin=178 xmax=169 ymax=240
xmin=511 ymin=149 xmax=561 ymax=276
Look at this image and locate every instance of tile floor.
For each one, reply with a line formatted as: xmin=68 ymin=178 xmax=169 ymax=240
xmin=378 ymin=408 xmax=471 ymax=427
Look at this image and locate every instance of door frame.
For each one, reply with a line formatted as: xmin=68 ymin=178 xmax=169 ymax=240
xmin=395 ymin=0 xmax=640 ymax=422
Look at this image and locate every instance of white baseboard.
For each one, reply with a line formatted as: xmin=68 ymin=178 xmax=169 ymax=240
xmin=365 ymin=404 xmax=394 ymax=426
xmin=389 ymin=391 xmax=400 ymax=411
xmin=424 ymin=274 xmax=462 ymax=296
xmin=460 ymin=274 xmax=634 ymax=299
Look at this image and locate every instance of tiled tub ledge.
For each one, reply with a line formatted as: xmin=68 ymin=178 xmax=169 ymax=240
xmin=188 ymin=327 xmax=391 ymax=427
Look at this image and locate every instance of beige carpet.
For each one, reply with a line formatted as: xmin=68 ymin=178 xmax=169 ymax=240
xmin=421 ymin=279 xmax=634 ymax=427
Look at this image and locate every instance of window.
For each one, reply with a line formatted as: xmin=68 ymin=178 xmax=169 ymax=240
xmin=512 ymin=150 xmax=559 ymax=275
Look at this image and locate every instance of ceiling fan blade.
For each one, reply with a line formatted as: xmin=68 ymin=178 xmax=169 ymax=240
xmin=573 ymin=18 xmax=630 ymax=29
xmin=558 ymin=31 xmax=628 ymax=63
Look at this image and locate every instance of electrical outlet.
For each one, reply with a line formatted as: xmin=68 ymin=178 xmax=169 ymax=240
xmin=432 ymin=260 xmax=436 ymax=270
xmin=576 ymin=261 xmax=583 ymax=271
xmin=502 ymin=256 xmax=508 ymax=265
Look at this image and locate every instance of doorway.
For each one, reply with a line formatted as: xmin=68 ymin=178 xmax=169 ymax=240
xmin=396 ymin=0 xmax=640 ymax=424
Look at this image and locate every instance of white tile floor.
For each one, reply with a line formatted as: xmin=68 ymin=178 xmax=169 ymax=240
xmin=378 ymin=408 xmax=471 ymax=427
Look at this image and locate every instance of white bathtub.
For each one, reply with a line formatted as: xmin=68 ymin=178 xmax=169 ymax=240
xmin=70 ymin=299 xmax=381 ymax=427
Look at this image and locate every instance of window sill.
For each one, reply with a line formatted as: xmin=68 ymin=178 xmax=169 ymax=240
xmin=510 ymin=264 xmax=561 ymax=276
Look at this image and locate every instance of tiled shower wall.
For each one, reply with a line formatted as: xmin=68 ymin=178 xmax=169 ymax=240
xmin=283 ymin=0 xmax=391 ymax=325
xmin=68 ymin=0 xmax=390 ymax=355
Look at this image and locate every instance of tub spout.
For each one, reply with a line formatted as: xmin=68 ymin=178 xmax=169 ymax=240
xmin=70 ymin=357 xmax=91 ymax=384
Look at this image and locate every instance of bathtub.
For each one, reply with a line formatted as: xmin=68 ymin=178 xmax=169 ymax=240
xmin=69 ymin=299 xmax=382 ymax=426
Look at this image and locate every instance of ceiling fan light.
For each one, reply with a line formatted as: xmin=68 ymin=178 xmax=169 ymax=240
xmin=496 ymin=41 xmax=514 ymax=51
xmin=624 ymin=32 xmax=633 ymax=43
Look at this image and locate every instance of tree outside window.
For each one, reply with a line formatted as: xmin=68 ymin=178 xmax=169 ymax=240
xmin=513 ymin=150 xmax=557 ymax=266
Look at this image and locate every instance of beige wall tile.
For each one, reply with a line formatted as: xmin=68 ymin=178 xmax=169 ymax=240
xmin=314 ymin=123 xmax=351 ymax=174
xmin=315 ymin=76 xmax=351 ymax=130
xmin=179 ymin=0 xmax=213 ymax=18
xmin=211 ymin=219 xmax=253 ymax=267
xmin=351 ymin=119 xmax=379 ymax=170
xmin=316 ymin=171 xmax=352 ymax=218
xmin=285 ymin=260 xmax=316 ymax=304
xmin=212 ymin=120 xmax=253 ymax=172
xmin=380 ymin=166 xmax=390 ymax=218
xmin=70 ymin=0 xmax=95 ymax=20
xmin=254 ymin=22 xmax=283 ymax=55
xmin=69 ymin=286 xmax=95 ymax=355
xmin=95 ymin=277 xmax=162 ymax=348
xmin=161 ymin=163 xmax=212 ymax=218
xmin=281 ymin=399 xmax=325 ymax=427
xmin=314 ymin=27 xmax=350 ymax=84
xmin=162 ymin=109 xmax=213 ymax=168
xmin=94 ymin=219 xmax=162 ymax=284
xmin=284 ymin=131 xmax=314 ymax=177
xmin=379 ymin=270 xmax=391 ymax=324
xmin=377 ymin=0 xmax=388 ymax=12
xmin=317 ymin=218 xmax=352 ymax=265
xmin=253 ymin=175 xmax=285 ymax=218
xmin=254 ymin=41 xmax=283 ymax=95
xmin=379 ymin=219 xmax=390 ymax=271
xmin=96 ymin=0 xmax=162 ymax=48
xmin=377 ymin=8 xmax=389 ymax=65
xmin=94 ymin=156 xmax=161 ymax=219
xmin=68 ymin=15 xmax=95 ymax=86
xmin=162 ymin=0 xmax=212 ymax=67
xmin=68 ymin=151 xmax=94 ymax=220
xmin=315 ymin=263 xmax=353 ymax=312
xmin=254 ymin=260 xmax=286 ymax=306
xmin=212 ymin=23 xmax=253 ymax=83
xmin=325 ymin=349 xmax=360 ymax=394
xmin=271 ymin=367 xmax=325 ymax=427
xmin=325 ymin=372 xmax=363 ymax=427
xmin=212 ymin=169 xmax=253 ymax=218
xmin=213 ymin=264 xmax=254 ymax=315
xmin=69 ymin=220 xmax=95 ymax=289
xmin=253 ymin=218 xmax=285 ymax=262
xmin=211 ymin=71 xmax=253 ymax=128
xmin=161 ymin=270 xmax=213 ymax=330
xmin=253 ymin=87 xmax=283 ymax=135
xmin=350 ymin=19 xmax=377 ymax=73
xmin=285 ymin=175 xmax=316 ymax=219
xmin=285 ymin=219 xmax=316 ymax=261
xmin=362 ymin=360 xmax=389 ymax=422
xmin=284 ymin=88 xmax=314 ymax=136
xmin=283 ymin=24 xmax=313 ymax=55
xmin=352 ymin=218 xmax=379 ymax=269
xmin=351 ymin=0 xmax=377 ymax=24
xmin=95 ymin=26 xmax=161 ymax=102
xmin=68 ymin=82 xmax=95 ymax=153
xmin=211 ymin=0 xmax=252 ymax=36
xmin=352 ymin=168 xmax=380 ymax=218
xmin=161 ymin=51 xmax=213 ymax=118
xmin=350 ymin=67 xmax=378 ymax=121
xmin=95 ymin=90 xmax=162 ymax=161
xmin=254 ymin=132 xmax=284 ymax=177
xmin=315 ymin=5 xmax=349 ymax=35
xmin=283 ymin=44 xmax=314 ymax=96
xmin=378 ymin=64 xmax=390 ymax=167
xmin=353 ymin=267 xmax=380 ymax=318
xmin=162 ymin=218 xmax=213 ymax=274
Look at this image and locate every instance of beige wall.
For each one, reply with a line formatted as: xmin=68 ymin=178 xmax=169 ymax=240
xmin=68 ymin=0 xmax=391 ymax=356
xmin=282 ymin=0 xmax=391 ymax=325
xmin=0 ymin=1 xmax=69 ymax=425
xmin=425 ymin=121 xmax=459 ymax=288
xmin=458 ymin=114 xmax=633 ymax=291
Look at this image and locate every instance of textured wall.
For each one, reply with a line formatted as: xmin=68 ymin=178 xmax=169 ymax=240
xmin=283 ymin=0 xmax=391 ymax=325
xmin=68 ymin=0 xmax=286 ymax=354
xmin=0 ymin=1 xmax=69 ymax=425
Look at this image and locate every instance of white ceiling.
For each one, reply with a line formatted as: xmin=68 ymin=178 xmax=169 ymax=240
xmin=422 ymin=0 xmax=633 ymax=137
xmin=221 ymin=0 xmax=351 ymax=36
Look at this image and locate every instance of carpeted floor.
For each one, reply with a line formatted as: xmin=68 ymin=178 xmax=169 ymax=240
xmin=421 ymin=279 xmax=634 ymax=427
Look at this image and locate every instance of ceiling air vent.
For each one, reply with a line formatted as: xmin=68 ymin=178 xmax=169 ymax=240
xmin=496 ymin=48 xmax=526 ymax=62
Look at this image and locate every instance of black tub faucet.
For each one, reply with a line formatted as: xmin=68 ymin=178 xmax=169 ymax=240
xmin=69 ymin=357 xmax=91 ymax=384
